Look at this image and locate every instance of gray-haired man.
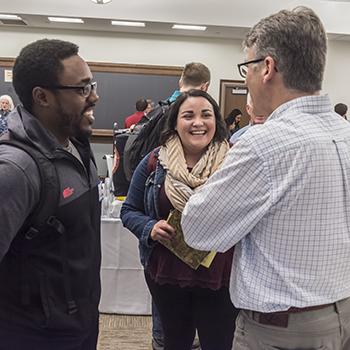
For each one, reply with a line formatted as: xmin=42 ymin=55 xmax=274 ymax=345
xmin=182 ymin=7 xmax=350 ymax=349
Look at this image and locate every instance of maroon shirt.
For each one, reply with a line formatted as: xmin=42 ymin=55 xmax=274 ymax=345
xmin=147 ymin=183 xmax=234 ymax=290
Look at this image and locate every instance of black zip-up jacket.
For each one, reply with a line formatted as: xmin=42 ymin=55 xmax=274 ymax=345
xmin=0 ymin=106 xmax=101 ymax=334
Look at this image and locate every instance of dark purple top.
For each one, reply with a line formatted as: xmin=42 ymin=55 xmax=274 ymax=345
xmin=147 ymin=183 xmax=234 ymax=290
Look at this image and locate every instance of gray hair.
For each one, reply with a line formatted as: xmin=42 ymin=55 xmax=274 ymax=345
xmin=0 ymin=95 xmax=15 ymax=110
xmin=243 ymin=6 xmax=327 ymax=93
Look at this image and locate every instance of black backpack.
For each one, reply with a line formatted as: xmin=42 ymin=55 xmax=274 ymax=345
xmin=0 ymin=133 xmax=83 ymax=315
xmin=0 ymin=134 xmax=61 ymax=238
xmin=112 ymin=132 xmax=130 ymax=196
xmin=123 ymin=99 xmax=172 ymax=181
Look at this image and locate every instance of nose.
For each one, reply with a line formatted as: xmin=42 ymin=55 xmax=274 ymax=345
xmin=88 ymin=89 xmax=99 ymax=104
xmin=192 ymin=115 xmax=204 ymax=126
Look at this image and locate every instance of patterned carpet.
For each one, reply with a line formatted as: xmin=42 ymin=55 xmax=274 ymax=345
xmin=98 ymin=313 xmax=153 ymax=350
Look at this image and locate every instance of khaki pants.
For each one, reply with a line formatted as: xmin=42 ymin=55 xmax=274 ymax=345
xmin=233 ymin=297 xmax=350 ymax=350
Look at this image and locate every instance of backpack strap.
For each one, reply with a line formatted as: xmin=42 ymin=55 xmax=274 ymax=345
xmin=147 ymin=147 xmax=160 ymax=175
xmin=0 ymin=136 xmax=61 ymax=238
xmin=159 ymin=99 xmax=172 ymax=108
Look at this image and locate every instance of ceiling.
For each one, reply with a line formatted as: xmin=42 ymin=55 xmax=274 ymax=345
xmin=0 ymin=0 xmax=350 ymax=41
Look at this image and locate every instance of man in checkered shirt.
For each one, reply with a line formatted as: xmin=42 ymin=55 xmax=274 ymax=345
xmin=182 ymin=6 xmax=350 ymax=350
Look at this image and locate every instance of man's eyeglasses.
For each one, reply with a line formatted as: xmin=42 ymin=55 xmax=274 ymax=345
xmin=237 ymin=58 xmax=265 ymax=79
xmin=42 ymin=81 xmax=97 ymax=97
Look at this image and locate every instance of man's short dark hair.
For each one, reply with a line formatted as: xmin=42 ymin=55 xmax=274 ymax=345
xmin=13 ymin=39 xmax=79 ymax=112
xmin=181 ymin=62 xmax=210 ymax=87
xmin=334 ymin=103 xmax=348 ymax=117
xmin=135 ymin=98 xmax=148 ymax=112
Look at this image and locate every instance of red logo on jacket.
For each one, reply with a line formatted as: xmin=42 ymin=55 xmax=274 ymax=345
xmin=63 ymin=187 xmax=74 ymax=199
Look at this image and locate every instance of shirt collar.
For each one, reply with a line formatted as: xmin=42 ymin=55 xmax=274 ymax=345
xmin=269 ymin=94 xmax=333 ymax=121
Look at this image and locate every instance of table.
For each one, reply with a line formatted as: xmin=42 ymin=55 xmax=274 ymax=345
xmin=99 ymin=218 xmax=152 ymax=315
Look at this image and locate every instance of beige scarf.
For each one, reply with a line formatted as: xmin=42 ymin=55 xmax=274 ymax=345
xmin=158 ymin=135 xmax=229 ymax=212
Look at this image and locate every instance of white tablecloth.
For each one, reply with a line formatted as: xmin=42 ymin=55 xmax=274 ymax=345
xmin=99 ymin=218 xmax=152 ymax=315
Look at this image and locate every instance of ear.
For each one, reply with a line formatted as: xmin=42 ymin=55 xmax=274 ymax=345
xmin=32 ymin=87 xmax=51 ymax=108
xmin=178 ymin=77 xmax=184 ymax=89
xmin=246 ymin=104 xmax=251 ymax=115
xmin=262 ymin=56 xmax=277 ymax=84
xmin=200 ymin=82 xmax=209 ymax=92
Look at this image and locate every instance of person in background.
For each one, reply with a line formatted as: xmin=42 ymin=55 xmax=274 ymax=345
xmin=135 ymin=98 xmax=155 ymax=126
xmin=146 ymin=99 xmax=154 ymax=114
xmin=0 ymin=94 xmax=15 ymax=135
xmin=229 ymin=93 xmax=267 ymax=144
xmin=121 ymin=90 xmax=238 ymax=350
xmin=170 ymin=62 xmax=210 ymax=102
xmin=225 ymin=108 xmax=242 ymax=137
xmin=124 ymin=98 xmax=149 ymax=129
xmin=182 ymin=6 xmax=350 ymax=350
xmin=0 ymin=39 xmax=101 ymax=350
xmin=334 ymin=102 xmax=348 ymax=120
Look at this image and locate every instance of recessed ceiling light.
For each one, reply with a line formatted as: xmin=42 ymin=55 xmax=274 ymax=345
xmin=111 ymin=20 xmax=145 ymax=27
xmin=91 ymin=0 xmax=112 ymax=4
xmin=172 ymin=24 xmax=207 ymax=31
xmin=48 ymin=17 xmax=84 ymax=24
xmin=0 ymin=14 xmax=22 ymax=20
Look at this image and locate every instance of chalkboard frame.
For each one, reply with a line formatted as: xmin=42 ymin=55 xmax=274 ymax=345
xmin=0 ymin=58 xmax=183 ymax=143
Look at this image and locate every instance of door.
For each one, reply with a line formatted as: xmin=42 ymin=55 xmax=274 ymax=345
xmin=219 ymin=80 xmax=249 ymax=127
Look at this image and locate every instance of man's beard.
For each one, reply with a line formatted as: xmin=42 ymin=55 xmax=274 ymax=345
xmin=58 ymin=103 xmax=95 ymax=140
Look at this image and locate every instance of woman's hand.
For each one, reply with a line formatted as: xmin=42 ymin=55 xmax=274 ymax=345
xmin=150 ymin=220 xmax=175 ymax=242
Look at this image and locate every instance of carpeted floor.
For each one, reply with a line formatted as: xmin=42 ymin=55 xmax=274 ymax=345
xmin=98 ymin=313 xmax=153 ymax=350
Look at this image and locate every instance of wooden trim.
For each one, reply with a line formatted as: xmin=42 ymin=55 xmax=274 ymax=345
xmin=88 ymin=62 xmax=183 ymax=76
xmin=219 ymin=79 xmax=247 ymax=117
xmin=92 ymin=129 xmax=113 ymax=137
xmin=0 ymin=58 xmax=183 ymax=74
xmin=0 ymin=57 xmax=15 ymax=67
xmin=0 ymin=57 xmax=182 ymax=142
xmin=91 ymin=129 xmax=113 ymax=144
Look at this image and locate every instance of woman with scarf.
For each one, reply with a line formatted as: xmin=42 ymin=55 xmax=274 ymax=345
xmin=121 ymin=89 xmax=238 ymax=350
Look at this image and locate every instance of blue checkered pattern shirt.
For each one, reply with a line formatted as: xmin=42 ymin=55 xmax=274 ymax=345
xmin=182 ymin=94 xmax=350 ymax=312
xmin=0 ymin=115 xmax=8 ymax=135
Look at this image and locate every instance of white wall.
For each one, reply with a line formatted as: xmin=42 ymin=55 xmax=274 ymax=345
xmin=1 ymin=26 xmax=348 ymax=105
xmin=1 ymin=26 xmax=349 ymax=174
xmin=324 ymin=40 xmax=350 ymax=109
xmin=0 ymin=27 xmax=244 ymax=100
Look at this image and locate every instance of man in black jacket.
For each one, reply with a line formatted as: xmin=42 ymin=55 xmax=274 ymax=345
xmin=0 ymin=39 xmax=101 ymax=350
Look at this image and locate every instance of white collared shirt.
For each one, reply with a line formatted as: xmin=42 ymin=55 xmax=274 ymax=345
xmin=182 ymin=94 xmax=350 ymax=312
